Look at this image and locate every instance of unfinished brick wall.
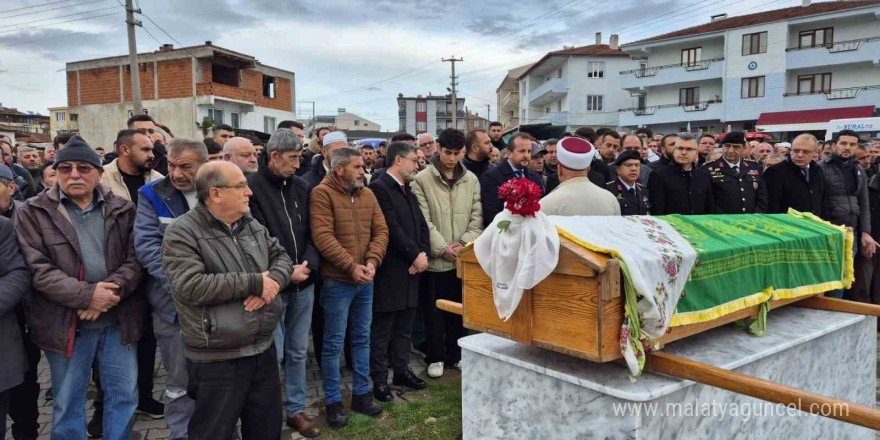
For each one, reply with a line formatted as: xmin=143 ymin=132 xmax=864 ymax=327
xmin=122 ymin=63 xmax=156 ymax=101
xmin=67 ymin=72 xmax=78 ymax=106
xmin=156 ymin=59 xmax=193 ymax=99
xmin=78 ymin=67 xmax=120 ymax=105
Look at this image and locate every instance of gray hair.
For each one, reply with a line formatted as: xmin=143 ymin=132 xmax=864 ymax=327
xmin=676 ymin=132 xmax=696 ymax=143
xmin=17 ymin=146 xmax=37 ymax=156
xmin=792 ymin=133 xmax=819 ymax=150
xmin=266 ymin=128 xmax=303 ymax=155
xmin=194 ymin=164 xmax=228 ymax=203
xmin=330 ymin=148 xmax=361 ymax=169
xmin=167 ymin=137 xmax=208 ymax=163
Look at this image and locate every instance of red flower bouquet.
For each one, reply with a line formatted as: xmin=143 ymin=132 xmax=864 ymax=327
xmin=498 ymin=177 xmax=542 ymax=217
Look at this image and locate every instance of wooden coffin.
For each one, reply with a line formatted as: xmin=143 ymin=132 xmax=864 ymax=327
xmin=452 ymin=236 xmax=819 ymax=363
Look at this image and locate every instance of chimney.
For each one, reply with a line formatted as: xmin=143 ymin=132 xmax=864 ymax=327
xmin=802 ymin=0 xmax=811 ymax=6
xmin=595 ymin=32 xmax=602 ymax=45
xmin=610 ymin=34 xmax=620 ymax=50
xmin=158 ymin=43 xmax=174 ymax=52
xmin=710 ymin=13 xmax=728 ymax=22
xmin=205 ymin=40 xmax=212 ymax=46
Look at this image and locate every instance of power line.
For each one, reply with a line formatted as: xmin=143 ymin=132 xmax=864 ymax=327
xmin=0 ymin=10 xmax=120 ymax=35
xmin=0 ymin=0 xmax=109 ymax=20
xmin=0 ymin=5 xmax=121 ymax=31
xmin=0 ymin=0 xmax=87 ymax=15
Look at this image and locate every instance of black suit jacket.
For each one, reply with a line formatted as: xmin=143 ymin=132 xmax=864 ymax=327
xmin=479 ymin=160 xmax=544 ymax=228
xmin=369 ymin=172 xmax=430 ymax=312
xmin=764 ymin=159 xmax=824 ymax=217
xmin=647 ymin=163 xmax=715 ymax=215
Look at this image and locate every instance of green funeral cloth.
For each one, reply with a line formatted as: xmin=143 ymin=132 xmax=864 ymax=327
xmin=660 ymin=211 xmax=853 ymax=327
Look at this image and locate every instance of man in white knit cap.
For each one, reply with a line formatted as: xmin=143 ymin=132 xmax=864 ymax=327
xmin=541 ymin=136 xmax=620 ymax=216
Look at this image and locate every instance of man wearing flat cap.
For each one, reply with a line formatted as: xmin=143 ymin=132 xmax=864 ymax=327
xmin=702 ymin=131 xmax=767 ymax=214
xmin=541 ymin=137 xmax=620 ymax=216
xmin=605 ymin=150 xmax=650 ymax=215
xmin=14 ymin=135 xmax=144 ymax=439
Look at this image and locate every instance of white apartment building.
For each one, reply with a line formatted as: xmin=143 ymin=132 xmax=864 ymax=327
xmin=397 ymin=93 xmax=466 ymax=135
xmin=617 ymin=0 xmax=880 ymax=138
xmin=496 ymin=64 xmax=533 ymax=130
xmin=313 ymin=111 xmax=381 ymax=131
xmin=517 ymin=34 xmax=637 ymax=135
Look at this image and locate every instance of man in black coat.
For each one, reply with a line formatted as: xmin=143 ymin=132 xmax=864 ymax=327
xmin=460 ymin=129 xmax=495 ymax=180
xmin=368 ymin=141 xmax=429 ymax=402
xmin=648 ymin=133 xmax=715 ymax=215
xmin=246 ymin=128 xmax=322 ymax=437
xmin=480 ymin=133 xmax=544 ymax=227
xmin=703 ymin=131 xmax=768 ymax=214
xmin=648 ymin=133 xmax=679 ymax=170
xmin=764 ymin=133 xmax=824 ymax=216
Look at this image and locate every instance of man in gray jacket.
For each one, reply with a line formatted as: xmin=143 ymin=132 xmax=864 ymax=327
xmin=162 ymin=161 xmax=293 ymax=440
xmin=819 ymin=129 xmax=878 ymax=299
xmin=0 ymin=214 xmax=31 ymax=439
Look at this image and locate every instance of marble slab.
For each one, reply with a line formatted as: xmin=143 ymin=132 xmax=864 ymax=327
xmin=460 ymin=307 xmax=876 ymax=440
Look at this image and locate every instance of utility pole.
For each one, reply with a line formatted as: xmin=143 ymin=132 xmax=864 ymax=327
xmin=486 ymin=104 xmax=491 ymax=122
xmin=442 ymin=56 xmax=462 ymax=130
xmin=125 ymin=0 xmax=143 ymax=115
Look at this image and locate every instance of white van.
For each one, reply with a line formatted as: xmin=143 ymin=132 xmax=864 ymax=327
xmin=825 ymin=117 xmax=880 ymax=141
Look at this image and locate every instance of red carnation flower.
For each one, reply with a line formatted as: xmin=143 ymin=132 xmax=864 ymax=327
xmin=498 ymin=178 xmax=541 ymax=217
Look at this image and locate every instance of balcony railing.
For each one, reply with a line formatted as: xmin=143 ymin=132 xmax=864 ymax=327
xmin=619 ymin=99 xmax=722 ymax=115
xmin=619 ymin=57 xmax=725 ymax=76
xmin=436 ymin=110 xmax=466 ymax=117
xmin=501 ymin=91 xmax=519 ymax=108
xmin=783 ymin=85 xmax=880 ymax=100
xmin=785 ymin=36 xmax=880 ymax=53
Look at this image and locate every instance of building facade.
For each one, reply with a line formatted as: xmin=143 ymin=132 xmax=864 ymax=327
xmin=66 ymin=43 xmax=295 ymax=149
xmin=618 ymin=1 xmax=880 ymax=137
xmin=0 ymin=106 xmax=49 ymax=137
xmin=313 ymin=111 xmax=381 ymax=131
xmin=517 ymin=35 xmax=636 ymax=132
xmin=466 ymin=112 xmax=490 ymax=132
xmin=496 ymin=64 xmax=533 ymax=130
xmin=397 ymin=93 xmax=466 ymax=135
xmin=48 ymin=106 xmax=79 ymax=139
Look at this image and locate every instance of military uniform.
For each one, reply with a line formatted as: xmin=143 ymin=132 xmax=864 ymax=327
xmin=604 ymin=179 xmax=649 ymax=215
xmin=703 ymin=158 xmax=768 ymax=214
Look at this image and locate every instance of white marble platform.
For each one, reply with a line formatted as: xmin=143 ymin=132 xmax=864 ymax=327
xmin=460 ymin=307 xmax=876 ymax=439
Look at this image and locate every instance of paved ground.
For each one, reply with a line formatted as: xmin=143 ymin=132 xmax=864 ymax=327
xmin=4 ymin=337 xmax=428 ymax=440
xmin=7 ymin=332 xmax=880 ymax=439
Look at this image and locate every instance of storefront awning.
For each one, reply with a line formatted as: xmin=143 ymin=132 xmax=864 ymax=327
xmin=756 ymin=106 xmax=875 ymax=133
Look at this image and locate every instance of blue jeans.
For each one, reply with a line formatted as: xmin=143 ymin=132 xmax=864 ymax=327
xmin=320 ymin=279 xmax=372 ymax=405
xmin=45 ymin=325 xmax=138 ymax=440
xmin=273 ymin=284 xmax=315 ymax=417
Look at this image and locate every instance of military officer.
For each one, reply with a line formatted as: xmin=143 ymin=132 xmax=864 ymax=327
xmin=702 ymin=131 xmax=768 ymax=214
xmin=605 ymin=150 xmax=649 ymax=215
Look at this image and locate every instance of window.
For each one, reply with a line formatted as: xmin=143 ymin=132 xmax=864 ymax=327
xmin=55 ymin=112 xmax=66 ymax=122
xmin=588 ymin=61 xmax=605 ymax=78
xmin=679 ymin=87 xmax=700 ymax=106
xmin=545 ymin=107 xmax=551 ymax=114
xmin=741 ymin=76 xmax=765 ymax=98
xmin=681 ymin=47 xmax=702 ymax=66
xmin=636 ymin=94 xmax=647 ymax=110
xmin=638 ymin=61 xmax=648 ymax=75
xmin=399 ymin=118 xmax=405 ymax=131
xmin=799 ymin=27 xmax=833 ymax=49
xmin=417 ymin=121 xmax=427 ymax=131
xmin=230 ymin=112 xmax=240 ymax=128
xmin=557 ymin=67 xmax=563 ymax=78
xmin=70 ymin=114 xmax=78 ymax=122
xmin=211 ymin=61 xmax=240 ymax=87
xmin=262 ymin=75 xmax=276 ymax=98
xmin=208 ymin=108 xmax=223 ymax=124
xmin=797 ymin=73 xmax=832 ymax=94
xmin=416 ymin=101 xmax=426 ymax=112
xmin=587 ymin=95 xmax=604 ymax=111
xmin=354 ymin=120 xmax=360 ymax=126
xmin=263 ymin=116 xmax=276 ymax=133
xmin=742 ymin=32 xmax=767 ymax=55
xmin=556 ymin=100 xmax=562 ymax=112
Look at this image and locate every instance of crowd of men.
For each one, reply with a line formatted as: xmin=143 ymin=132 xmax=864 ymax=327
xmin=1 ymin=117 xmax=880 ymax=440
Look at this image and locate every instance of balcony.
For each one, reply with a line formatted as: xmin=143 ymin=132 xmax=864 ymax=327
xmin=436 ymin=110 xmax=466 ymax=118
xmin=786 ymin=37 xmax=880 ymax=70
xmin=528 ymin=78 xmax=568 ymax=106
xmin=619 ymin=100 xmax=722 ymax=127
xmin=782 ymin=85 xmax=880 ymax=108
xmin=527 ymin=111 xmax=569 ymax=126
xmin=619 ymin=58 xmax=724 ymax=89
xmin=500 ymin=91 xmax=519 ymax=110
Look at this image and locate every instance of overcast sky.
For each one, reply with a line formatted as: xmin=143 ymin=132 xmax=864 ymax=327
xmin=0 ymin=0 xmax=803 ymax=130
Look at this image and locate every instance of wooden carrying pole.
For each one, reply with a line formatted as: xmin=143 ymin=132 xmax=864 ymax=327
xmin=794 ymin=296 xmax=880 ymax=317
xmin=647 ymin=351 xmax=880 ymax=430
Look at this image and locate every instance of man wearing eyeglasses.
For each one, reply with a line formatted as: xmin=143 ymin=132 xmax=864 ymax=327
xmin=417 ymin=133 xmax=437 ymax=159
xmin=13 ymin=136 xmax=145 ymax=440
xmin=163 ymin=161 xmax=292 ymax=440
xmin=648 ymin=133 xmax=715 ymax=215
xmin=246 ymin=129 xmax=321 ymax=438
xmin=702 ymin=131 xmax=767 ymax=214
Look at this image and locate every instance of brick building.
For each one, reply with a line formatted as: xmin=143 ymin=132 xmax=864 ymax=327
xmin=0 ymin=105 xmax=50 ymax=145
xmin=66 ymin=42 xmax=295 ymax=148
